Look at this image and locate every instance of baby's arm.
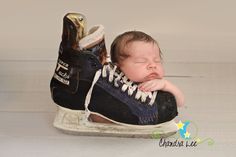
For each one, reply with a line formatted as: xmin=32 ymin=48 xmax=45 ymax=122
xmin=138 ymin=79 xmax=185 ymax=107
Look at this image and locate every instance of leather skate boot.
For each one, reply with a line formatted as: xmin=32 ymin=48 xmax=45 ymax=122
xmin=53 ymin=62 xmax=178 ymax=138
xmin=85 ymin=63 xmax=178 ymax=125
xmin=50 ymin=13 xmax=107 ymax=110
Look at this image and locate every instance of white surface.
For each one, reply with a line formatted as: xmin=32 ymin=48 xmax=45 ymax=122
xmin=0 ymin=61 xmax=236 ymax=157
xmin=1 ymin=0 xmax=236 ymax=156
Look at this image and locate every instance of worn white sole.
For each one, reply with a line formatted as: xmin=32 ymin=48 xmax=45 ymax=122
xmin=53 ymin=105 xmax=178 ymax=138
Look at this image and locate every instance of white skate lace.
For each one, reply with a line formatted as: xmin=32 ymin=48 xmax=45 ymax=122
xmin=101 ymin=64 xmax=157 ymax=105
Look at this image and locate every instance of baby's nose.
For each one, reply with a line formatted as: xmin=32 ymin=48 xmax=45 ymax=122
xmin=147 ymin=63 xmax=157 ymax=70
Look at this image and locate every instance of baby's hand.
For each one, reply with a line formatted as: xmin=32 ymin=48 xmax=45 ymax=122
xmin=138 ymin=79 xmax=165 ymax=92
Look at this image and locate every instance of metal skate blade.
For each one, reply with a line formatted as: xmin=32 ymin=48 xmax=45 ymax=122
xmin=53 ymin=106 xmax=178 ymax=139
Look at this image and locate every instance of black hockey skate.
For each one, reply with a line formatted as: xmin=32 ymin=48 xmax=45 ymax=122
xmin=54 ymin=63 xmax=178 ymax=138
xmin=51 ymin=13 xmax=178 ymax=138
xmin=50 ymin=13 xmax=107 ymax=110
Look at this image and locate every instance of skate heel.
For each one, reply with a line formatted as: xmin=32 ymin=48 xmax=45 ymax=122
xmin=53 ymin=105 xmax=85 ymax=132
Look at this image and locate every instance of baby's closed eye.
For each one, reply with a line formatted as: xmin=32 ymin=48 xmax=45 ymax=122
xmin=134 ymin=58 xmax=147 ymax=63
xmin=154 ymin=58 xmax=162 ymax=64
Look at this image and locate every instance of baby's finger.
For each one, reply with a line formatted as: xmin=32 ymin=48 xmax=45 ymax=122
xmin=138 ymin=83 xmax=148 ymax=91
xmin=139 ymin=82 xmax=154 ymax=92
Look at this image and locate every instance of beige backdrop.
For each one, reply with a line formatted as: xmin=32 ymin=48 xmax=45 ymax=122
xmin=1 ymin=0 xmax=236 ymax=63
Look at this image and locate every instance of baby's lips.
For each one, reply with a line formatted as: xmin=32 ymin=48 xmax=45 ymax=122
xmin=145 ymin=73 xmax=159 ymax=80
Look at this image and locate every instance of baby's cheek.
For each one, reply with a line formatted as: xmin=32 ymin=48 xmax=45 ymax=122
xmin=158 ymin=66 xmax=165 ymax=78
xmin=127 ymin=72 xmax=144 ymax=82
xmin=161 ymin=69 xmax=165 ymax=77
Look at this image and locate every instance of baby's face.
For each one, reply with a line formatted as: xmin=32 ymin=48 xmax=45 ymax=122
xmin=118 ymin=41 xmax=164 ymax=83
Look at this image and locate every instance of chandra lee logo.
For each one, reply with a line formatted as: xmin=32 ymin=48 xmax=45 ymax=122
xmin=152 ymin=120 xmax=215 ymax=148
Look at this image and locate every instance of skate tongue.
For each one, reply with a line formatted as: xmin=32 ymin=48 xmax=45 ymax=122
xmin=78 ymin=25 xmax=105 ymax=50
xmin=68 ymin=13 xmax=87 ymax=39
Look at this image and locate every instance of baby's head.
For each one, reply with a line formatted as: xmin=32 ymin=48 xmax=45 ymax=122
xmin=110 ymin=31 xmax=164 ymax=83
